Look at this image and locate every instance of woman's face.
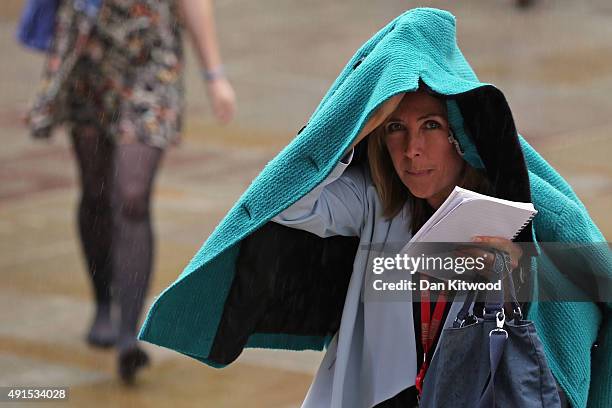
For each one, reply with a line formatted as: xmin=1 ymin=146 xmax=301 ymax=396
xmin=383 ymin=90 xmax=465 ymax=209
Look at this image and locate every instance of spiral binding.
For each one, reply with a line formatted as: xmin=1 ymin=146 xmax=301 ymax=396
xmin=511 ymin=213 xmax=537 ymax=240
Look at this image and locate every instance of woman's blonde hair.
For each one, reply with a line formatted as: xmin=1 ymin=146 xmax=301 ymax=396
xmin=366 ymin=125 xmax=492 ymax=234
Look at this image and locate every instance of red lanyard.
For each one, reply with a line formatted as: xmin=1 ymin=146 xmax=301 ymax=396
xmin=415 ymin=283 xmax=447 ymax=396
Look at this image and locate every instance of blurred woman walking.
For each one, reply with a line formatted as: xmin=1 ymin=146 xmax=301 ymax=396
xmin=23 ymin=0 xmax=236 ymax=383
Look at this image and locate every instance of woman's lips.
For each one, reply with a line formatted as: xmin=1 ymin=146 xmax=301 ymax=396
xmin=406 ymin=169 xmax=433 ymax=176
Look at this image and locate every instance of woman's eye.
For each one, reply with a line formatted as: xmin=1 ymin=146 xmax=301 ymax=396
xmin=424 ymin=120 xmax=441 ymax=130
xmin=385 ymin=122 xmax=405 ymax=133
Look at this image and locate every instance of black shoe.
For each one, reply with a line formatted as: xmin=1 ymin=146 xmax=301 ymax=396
xmin=516 ymin=0 xmax=535 ymax=8
xmin=86 ymin=311 xmax=117 ymax=349
xmin=118 ymin=345 xmax=150 ymax=385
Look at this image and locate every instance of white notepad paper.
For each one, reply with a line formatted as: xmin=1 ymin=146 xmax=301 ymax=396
xmin=402 ymin=186 xmax=537 ymax=251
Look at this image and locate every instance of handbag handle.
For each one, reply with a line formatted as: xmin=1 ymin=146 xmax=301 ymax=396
xmin=484 ymin=250 xmax=523 ymax=321
xmin=453 ymin=249 xmax=522 ymax=328
xmin=479 ymin=250 xmax=512 ymax=408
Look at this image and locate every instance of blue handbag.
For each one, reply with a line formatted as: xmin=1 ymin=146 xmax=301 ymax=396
xmin=16 ymin=0 xmax=102 ymax=52
xmin=419 ymin=251 xmax=563 ymax=407
xmin=16 ymin=0 xmax=60 ymax=51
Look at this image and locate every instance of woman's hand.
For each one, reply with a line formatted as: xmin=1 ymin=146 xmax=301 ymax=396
xmin=345 ymin=93 xmax=404 ymax=155
xmin=463 ymin=236 xmax=525 ymax=318
xmin=179 ymin=0 xmax=235 ymax=124
xmin=206 ymin=77 xmax=236 ymax=124
xmin=456 ymin=236 xmax=523 ymax=280
xmin=472 ymin=236 xmax=523 ymax=270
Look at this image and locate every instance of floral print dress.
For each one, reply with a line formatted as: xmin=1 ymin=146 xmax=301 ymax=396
xmin=28 ymin=0 xmax=185 ymax=149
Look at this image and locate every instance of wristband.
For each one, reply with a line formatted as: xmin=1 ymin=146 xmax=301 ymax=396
xmin=202 ymin=65 xmax=225 ymax=81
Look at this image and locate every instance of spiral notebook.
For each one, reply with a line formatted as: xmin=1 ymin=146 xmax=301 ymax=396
xmin=402 ymin=186 xmax=537 ymax=251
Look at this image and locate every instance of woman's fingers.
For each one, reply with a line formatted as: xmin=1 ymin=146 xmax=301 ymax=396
xmin=472 ymin=236 xmax=523 ymax=270
xmin=454 ymin=246 xmax=495 ymax=279
xmin=455 ymin=236 xmax=523 ymax=279
xmin=352 ymin=93 xmax=404 ymax=147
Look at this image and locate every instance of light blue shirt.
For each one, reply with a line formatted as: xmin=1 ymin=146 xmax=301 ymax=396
xmin=272 ymin=150 xmax=466 ymax=407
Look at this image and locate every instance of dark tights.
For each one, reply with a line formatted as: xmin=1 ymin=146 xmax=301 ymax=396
xmin=71 ymin=125 xmax=163 ymax=351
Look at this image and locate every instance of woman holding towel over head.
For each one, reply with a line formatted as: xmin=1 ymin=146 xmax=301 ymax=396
xmin=270 ymin=85 xmax=528 ymax=406
xmin=139 ymin=8 xmax=610 ymax=407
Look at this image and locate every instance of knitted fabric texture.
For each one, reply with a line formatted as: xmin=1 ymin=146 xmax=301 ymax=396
xmin=138 ymin=8 xmax=611 ymax=407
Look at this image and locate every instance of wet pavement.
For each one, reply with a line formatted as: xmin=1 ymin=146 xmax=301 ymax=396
xmin=1 ymin=0 xmax=611 ymax=407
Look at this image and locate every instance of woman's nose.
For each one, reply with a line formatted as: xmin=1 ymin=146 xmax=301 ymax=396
xmin=404 ymin=133 xmax=424 ymax=158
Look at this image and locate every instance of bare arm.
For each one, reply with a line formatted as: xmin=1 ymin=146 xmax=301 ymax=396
xmin=178 ymin=0 xmax=236 ymax=123
xmin=178 ymin=0 xmax=223 ymax=71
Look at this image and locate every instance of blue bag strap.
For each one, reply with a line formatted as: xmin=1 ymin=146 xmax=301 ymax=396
xmin=478 ymin=249 xmax=517 ymax=407
xmin=505 ymin=263 xmax=524 ymax=321
xmin=453 ymin=277 xmax=482 ymax=327
xmin=484 ymin=249 xmax=507 ymax=317
xmin=477 ymin=324 xmax=508 ymax=408
xmin=453 ymin=289 xmax=476 ymax=327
